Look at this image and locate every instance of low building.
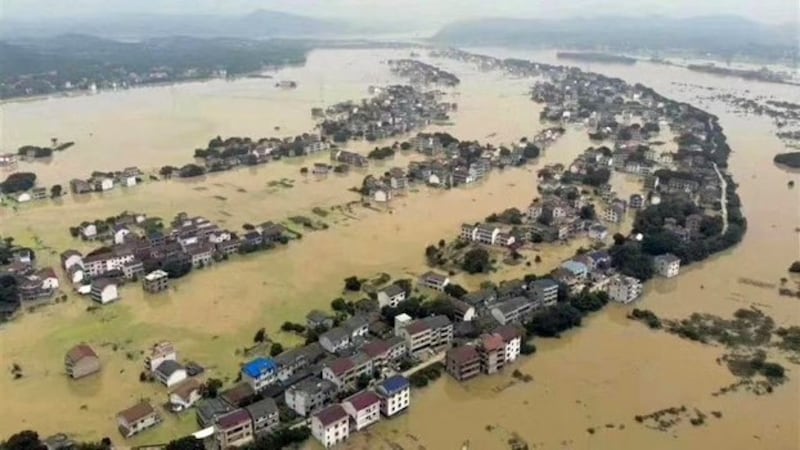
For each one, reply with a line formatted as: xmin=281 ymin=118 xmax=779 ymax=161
xmin=529 ymin=278 xmax=559 ymax=308
xmin=245 ymin=397 xmax=279 ymax=437
xmin=220 ymin=383 xmax=256 ymax=408
xmin=154 ymin=360 xmax=188 ymax=388
xmin=64 ymin=344 xmax=100 ymax=379
xmin=241 ymin=358 xmax=278 ymax=392
xmin=274 ymin=343 xmax=325 ymax=382
xmin=322 ymin=355 xmax=372 ymax=390
xmin=90 ymin=278 xmax=119 ymax=304
xmin=398 ymin=315 xmax=453 ymax=356
xmin=142 ymin=270 xmax=169 ymax=293
xmin=375 ymin=375 xmax=410 ymax=417
xmin=603 ymin=204 xmax=625 ymax=224
xmin=168 ymin=378 xmax=202 ymax=412
xmin=145 ymin=341 xmax=177 ymax=373
xmin=214 ymin=409 xmax=254 ymax=449
xmin=117 ymin=401 xmax=161 ymax=438
xmin=361 ymin=337 xmax=407 ymax=369
xmin=445 ymin=345 xmax=481 ymax=381
xmin=493 ymin=325 xmax=523 ymax=363
xmin=479 ymin=334 xmax=506 ymax=374
xmin=285 ymin=377 xmax=338 ymax=417
xmin=306 ymin=310 xmax=334 ymax=330
xmin=342 ymin=390 xmax=382 ymax=431
xmin=560 ymin=260 xmax=589 ymax=281
xmin=607 ymin=275 xmax=643 ymax=304
xmin=418 ymin=271 xmax=450 ymax=291
xmin=319 ymin=327 xmax=350 ymax=354
xmin=311 ymin=404 xmax=350 ymax=449
xmin=377 ymin=284 xmax=407 ymax=308
xmin=629 ymin=193 xmax=645 ymax=209
xmin=491 ymin=297 xmax=535 ymax=325
xmin=653 ymin=253 xmax=681 ymax=278
xmin=196 ymin=398 xmax=235 ymax=428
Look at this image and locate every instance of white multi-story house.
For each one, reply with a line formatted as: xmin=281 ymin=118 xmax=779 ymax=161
xmin=145 ymin=341 xmax=178 ymax=373
xmin=377 ymin=284 xmax=407 ymax=308
xmin=607 ymin=275 xmax=643 ymax=304
xmin=653 ymin=253 xmax=681 ymax=278
xmin=342 ymin=391 xmax=382 ymax=431
xmin=311 ymin=404 xmax=350 ymax=449
xmin=376 ymin=375 xmax=410 ymax=417
xmin=494 ymin=325 xmax=523 ymax=363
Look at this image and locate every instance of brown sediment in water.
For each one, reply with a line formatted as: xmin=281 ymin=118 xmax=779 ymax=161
xmin=0 ymin=49 xmax=798 ymax=449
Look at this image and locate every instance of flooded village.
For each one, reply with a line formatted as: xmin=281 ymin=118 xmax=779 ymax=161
xmin=1 ymin=45 xmax=799 ymax=450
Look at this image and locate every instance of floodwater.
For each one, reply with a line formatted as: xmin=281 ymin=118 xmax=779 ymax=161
xmin=0 ymin=48 xmax=798 ymax=449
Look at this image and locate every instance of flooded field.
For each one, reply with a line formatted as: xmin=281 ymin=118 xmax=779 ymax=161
xmin=1 ymin=48 xmax=799 ymax=449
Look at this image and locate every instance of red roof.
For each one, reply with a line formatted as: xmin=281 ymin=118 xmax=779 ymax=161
xmin=314 ymin=404 xmax=348 ymax=427
xmin=118 ymin=401 xmax=155 ymax=424
xmin=362 ymin=340 xmax=390 ymax=358
xmin=66 ymin=344 xmax=98 ymax=363
xmin=447 ymin=345 xmax=479 ymax=364
xmin=327 ymin=357 xmax=355 ymax=377
xmin=494 ymin=324 xmax=523 ymax=343
xmin=404 ymin=320 xmax=430 ymax=335
xmin=481 ymin=334 xmax=505 ymax=352
xmin=217 ymin=409 xmax=251 ymax=429
xmin=344 ymin=390 xmax=381 ymax=412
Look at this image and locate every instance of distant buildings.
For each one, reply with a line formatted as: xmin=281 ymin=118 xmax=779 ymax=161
xmin=607 ymin=275 xmax=643 ymax=304
xmin=653 ymin=253 xmax=681 ymax=278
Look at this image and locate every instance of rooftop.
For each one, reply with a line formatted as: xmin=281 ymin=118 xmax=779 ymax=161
xmin=654 ymin=253 xmax=680 ymax=264
xmin=493 ymin=324 xmax=523 ymax=343
xmin=154 ymin=360 xmax=184 ymax=378
xmin=216 ymin=408 xmax=251 ymax=430
xmin=377 ymin=375 xmax=410 ymax=396
xmin=242 ymin=357 xmax=278 ymax=378
xmin=531 ymin=278 xmax=558 ymax=290
xmin=447 ymin=345 xmax=479 ymax=364
xmin=326 ymin=357 xmax=355 ymax=377
xmin=118 ymin=401 xmax=155 ymax=424
xmin=344 ymin=390 xmax=382 ymax=411
xmin=380 ymin=283 xmax=405 ymax=298
xmin=314 ymin=404 xmax=348 ymax=427
xmin=494 ymin=297 xmax=533 ymax=315
xmin=245 ymin=397 xmax=278 ymax=419
xmin=65 ymin=344 xmax=97 ymax=363
xmin=481 ymin=334 xmax=506 ymax=352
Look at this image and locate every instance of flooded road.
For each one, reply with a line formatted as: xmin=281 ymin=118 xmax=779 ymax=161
xmin=1 ymin=48 xmax=798 ymax=448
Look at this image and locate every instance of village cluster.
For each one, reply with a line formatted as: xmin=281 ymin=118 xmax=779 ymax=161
xmin=387 ymin=58 xmax=461 ymax=86
xmin=0 ymin=50 xmax=745 ymax=450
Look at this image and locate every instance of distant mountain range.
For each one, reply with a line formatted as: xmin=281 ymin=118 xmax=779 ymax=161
xmin=0 ymin=9 xmax=351 ymax=40
xmin=433 ymin=15 xmax=798 ymax=60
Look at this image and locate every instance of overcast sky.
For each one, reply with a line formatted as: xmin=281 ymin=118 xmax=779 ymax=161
xmin=1 ymin=0 xmax=797 ymax=24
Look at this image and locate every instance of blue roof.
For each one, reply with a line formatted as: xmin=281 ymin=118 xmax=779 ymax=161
xmin=377 ymin=375 xmax=410 ymax=395
xmin=242 ymin=358 xmax=277 ymax=378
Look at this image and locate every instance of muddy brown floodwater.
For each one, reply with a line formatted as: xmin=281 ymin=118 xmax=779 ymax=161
xmin=1 ymin=48 xmax=798 ymax=449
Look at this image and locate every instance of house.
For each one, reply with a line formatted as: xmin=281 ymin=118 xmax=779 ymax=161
xmin=587 ymin=251 xmax=612 ymax=270
xmin=311 ymin=404 xmax=350 ymax=449
xmin=312 ymin=163 xmax=330 ymax=175
xmin=143 ymin=270 xmax=169 ymax=293
xmin=342 ymin=315 xmax=370 ymax=339
xmin=37 ymin=267 xmax=59 ymax=290
xmin=445 ymin=345 xmax=481 ymax=381
xmin=603 ymin=204 xmax=626 ymax=224
xmin=31 ymin=187 xmax=47 ymax=200
xmin=560 ymin=260 xmax=589 ymax=281
xmin=168 ymin=378 xmax=202 ymax=412
xmin=306 ymin=310 xmax=334 ymax=330
xmin=13 ymin=191 xmax=32 ymax=203
xmin=60 ymin=250 xmax=83 ymax=271
xmin=479 ymin=334 xmax=506 ymax=374
xmin=64 ymin=344 xmax=100 ymax=379
xmin=322 ymin=355 xmax=370 ymax=390
xmin=241 ymin=358 xmax=278 ymax=392
xmin=114 ymin=226 xmax=132 ymax=245
xmin=274 ymin=343 xmax=325 ymax=382
xmin=462 ymin=289 xmax=497 ymax=307
xmin=377 ymin=284 xmax=406 ymax=308
xmin=629 ymin=193 xmax=645 ymax=209
xmin=419 ymin=271 xmax=450 ymax=291
xmin=342 ymin=390 xmax=382 ymax=431
xmin=145 ymin=341 xmax=177 ymax=373
xmin=493 ymin=325 xmax=523 ymax=363
xmin=214 ymin=409 xmax=254 ymax=449
xmin=70 ymin=179 xmax=93 ymax=194
xmin=186 ymin=244 xmax=214 ymax=268
xmin=90 ymin=278 xmax=118 ymax=304
xmin=588 ymin=224 xmax=608 ymax=241
xmin=529 ymin=279 xmax=559 ymax=308
xmin=319 ymin=327 xmax=351 ymax=354
xmin=361 ymin=337 xmax=407 ymax=369
xmin=607 ymin=275 xmax=643 ymax=304
xmin=450 ymin=298 xmax=476 ymax=322
xmin=375 ymin=375 xmax=410 ymax=417
xmin=245 ymin=397 xmax=279 ymax=437
xmin=397 ymin=315 xmax=453 ymax=356
xmin=220 ymin=383 xmax=256 ymax=408
xmin=117 ymin=401 xmax=161 ymax=438
xmin=196 ymin=398 xmax=235 ymax=428
xmin=67 ymin=265 xmax=85 ymax=284
xmin=122 ymin=259 xmax=144 ymax=280
xmin=80 ymin=224 xmax=98 ymax=240
xmin=491 ymin=297 xmax=535 ymax=325
xmin=285 ymin=377 xmax=338 ymax=417
xmin=653 ymin=253 xmax=681 ymax=278
xmin=154 ymin=360 xmax=188 ymax=388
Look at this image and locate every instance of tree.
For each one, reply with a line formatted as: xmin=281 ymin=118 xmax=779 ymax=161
xmin=438 ymin=239 xmax=446 ymax=248
xmin=253 ymin=328 xmax=267 ymax=343
xmin=50 ymin=184 xmax=63 ymax=198
xmin=443 ymin=283 xmax=468 ymax=299
xmin=356 ymin=373 xmax=371 ymax=390
xmin=178 ymin=164 xmax=205 ymax=178
xmin=788 ymin=261 xmax=800 ymax=273
xmin=522 ymin=143 xmax=541 ymax=159
xmin=331 ymin=297 xmax=348 ymax=312
xmin=2 ymin=430 xmax=46 ymax=450
xmin=159 ymin=166 xmax=177 ymax=178
xmin=269 ymin=342 xmax=284 ymax=357
xmin=579 ymin=205 xmax=596 ymax=220
xmin=201 ymin=378 xmax=223 ymax=398
xmin=165 ymin=436 xmax=205 ymax=450
xmin=569 ymin=290 xmax=609 ymax=313
xmin=521 ymin=342 xmax=537 ymax=355
xmin=344 ymin=276 xmax=362 ymax=292
xmin=612 ymin=233 xmax=626 ymax=246
xmin=525 ymin=304 xmax=583 ymax=337
xmin=462 ymin=248 xmax=490 ymax=274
